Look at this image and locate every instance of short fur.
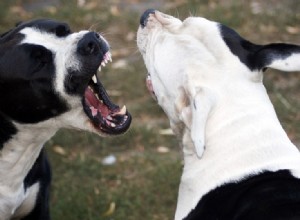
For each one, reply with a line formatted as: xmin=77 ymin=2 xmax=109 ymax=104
xmin=0 ymin=19 xmax=131 ymax=219
xmin=137 ymin=10 xmax=300 ymax=220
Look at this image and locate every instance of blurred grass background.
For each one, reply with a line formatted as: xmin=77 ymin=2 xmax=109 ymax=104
xmin=1 ymin=0 xmax=299 ymax=219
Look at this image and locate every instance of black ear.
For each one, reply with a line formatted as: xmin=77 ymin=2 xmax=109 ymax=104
xmin=253 ymin=43 xmax=300 ymax=72
xmin=220 ymin=24 xmax=300 ymax=72
xmin=0 ymin=21 xmax=23 ymax=38
xmin=15 ymin=21 xmax=23 ymax=27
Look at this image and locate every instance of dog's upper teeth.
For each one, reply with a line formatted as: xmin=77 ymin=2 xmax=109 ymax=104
xmin=98 ymin=66 xmax=102 ymax=72
xmin=105 ymin=52 xmax=112 ymax=62
xmin=101 ymin=62 xmax=106 ymax=67
xmin=92 ymin=75 xmax=97 ymax=84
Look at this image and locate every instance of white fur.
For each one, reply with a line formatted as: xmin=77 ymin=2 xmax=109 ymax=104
xmin=267 ymin=53 xmax=300 ymax=71
xmin=0 ymin=111 xmax=90 ymax=218
xmin=13 ymin=182 xmax=40 ymax=219
xmin=137 ymin=11 xmax=300 ymax=220
xmin=20 ymin=28 xmax=88 ymax=98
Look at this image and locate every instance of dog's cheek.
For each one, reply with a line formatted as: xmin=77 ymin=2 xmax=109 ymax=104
xmin=64 ymin=70 xmax=89 ymax=95
xmin=0 ymin=80 xmax=69 ymax=123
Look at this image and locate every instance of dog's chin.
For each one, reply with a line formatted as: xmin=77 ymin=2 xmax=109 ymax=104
xmin=81 ymin=52 xmax=132 ymax=136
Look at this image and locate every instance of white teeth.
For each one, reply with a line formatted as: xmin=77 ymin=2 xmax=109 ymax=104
xmin=92 ymin=75 xmax=97 ymax=84
xmin=107 ymin=115 xmax=113 ymax=120
xmin=99 ymin=52 xmax=112 ymax=70
xmin=111 ymin=123 xmax=116 ymax=128
xmin=119 ymin=105 xmax=126 ymax=115
xmin=98 ymin=66 xmax=102 ymax=72
xmin=108 ymin=52 xmax=112 ymax=62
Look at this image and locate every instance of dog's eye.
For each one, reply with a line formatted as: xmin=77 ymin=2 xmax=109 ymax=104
xmin=54 ymin=25 xmax=71 ymax=37
xmin=28 ymin=45 xmax=53 ymax=74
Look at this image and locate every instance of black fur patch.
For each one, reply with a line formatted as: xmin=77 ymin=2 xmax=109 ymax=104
xmin=184 ymin=170 xmax=300 ymax=220
xmin=0 ymin=20 xmax=70 ymax=124
xmin=23 ymin=149 xmax=51 ymax=220
xmin=220 ymin=24 xmax=300 ymax=71
xmin=0 ymin=113 xmax=17 ymax=148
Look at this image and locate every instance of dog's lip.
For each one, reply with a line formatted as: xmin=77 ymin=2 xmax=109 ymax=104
xmin=146 ymin=74 xmax=157 ymax=100
xmin=82 ymin=53 xmax=131 ymax=135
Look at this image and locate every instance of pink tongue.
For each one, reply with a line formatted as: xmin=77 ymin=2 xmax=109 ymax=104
xmin=84 ymin=87 xmax=110 ymax=118
xmin=85 ymin=88 xmax=99 ymax=107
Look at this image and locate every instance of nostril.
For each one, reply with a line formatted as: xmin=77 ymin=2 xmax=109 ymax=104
xmin=87 ymin=41 xmax=96 ymax=54
xmin=78 ymin=32 xmax=100 ymax=56
xmin=140 ymin=9 xmax=156 ymax=28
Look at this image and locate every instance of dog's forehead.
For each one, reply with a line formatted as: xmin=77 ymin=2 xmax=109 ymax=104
xmin=180 ymin=17 xmax=262 ymax=71
xmin=18 ymin=21 xmax=89 ymax=54
xmin=1 ymin=19 xmax=70 ymax=41
xmin=20 ymin=19 xmax=73 ymax=39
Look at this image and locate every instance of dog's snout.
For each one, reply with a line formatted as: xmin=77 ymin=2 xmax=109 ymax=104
xmin=140 ymin=9 xmax=156 ymax=28
xmin=77 ymin=32 xmax=103 ymax=56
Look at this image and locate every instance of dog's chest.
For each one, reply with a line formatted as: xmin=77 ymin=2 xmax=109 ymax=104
xmin=0 ymin=182 xmax=39 ymax=219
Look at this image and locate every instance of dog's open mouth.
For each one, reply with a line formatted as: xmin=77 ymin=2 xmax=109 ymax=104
xmin=82 ymin=52 xmax=131 ymax=135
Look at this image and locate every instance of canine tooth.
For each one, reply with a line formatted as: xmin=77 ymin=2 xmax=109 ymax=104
xmin=111 ymin=123 xmax=116 ymax=128
xmin=92 ymin=75 xmax=97 ymax=84
xmin=119 ymin=105 xmax=126 ymax=115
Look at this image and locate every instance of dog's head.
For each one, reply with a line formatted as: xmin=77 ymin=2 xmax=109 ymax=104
xmin=137 ymin=10 xmax=300 ymax=136
xmin=0 ymin=19 xmax=131 ymax=137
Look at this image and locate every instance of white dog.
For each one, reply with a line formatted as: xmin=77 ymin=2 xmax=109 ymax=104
xmin=137 ymin=10 xmax=300 ymax=220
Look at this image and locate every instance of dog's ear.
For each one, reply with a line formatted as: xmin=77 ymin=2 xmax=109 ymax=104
xmin=0 ymin=21 xmax=23 ymax=38
xmin=253 ymin=43 xmax=300 ymax=72
xmin=220 ymin=25 xmax=300 ymax=72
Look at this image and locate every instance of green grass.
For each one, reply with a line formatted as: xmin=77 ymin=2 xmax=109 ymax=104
xmin=0 ymin=0 xmax=299 ymax=219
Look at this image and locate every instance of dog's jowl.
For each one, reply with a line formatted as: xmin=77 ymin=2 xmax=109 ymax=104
xmin=137 ymin=10 xmax=300 ymax=220
xmin=0 ymin=19 xmax=131 ymax=220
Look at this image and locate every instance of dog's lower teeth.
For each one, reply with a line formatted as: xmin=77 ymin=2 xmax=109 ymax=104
xmin=111 ymin=123 xmax=116 ymax=127
xmin=98 ymin=66 xmax=102 ymax=72
xmin=107 ymin=115 xmax=113 ymax=120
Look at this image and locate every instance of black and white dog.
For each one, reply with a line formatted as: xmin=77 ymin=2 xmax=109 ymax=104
xmin=0 ymin=19 xmax=131 ymax=219
xmin=137 ymin=10 xmax=300 ymax=220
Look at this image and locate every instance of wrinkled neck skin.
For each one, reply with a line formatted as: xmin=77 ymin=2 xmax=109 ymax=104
xmin=174 ymin=78 xmax=300 ymax=220
xmin=0 ymin=122 xmax=57 ymax=193
xmin=0 ymin=104 xmax=85 ymax=198
xmin=0 ymin=121 xmax=56 ymax=218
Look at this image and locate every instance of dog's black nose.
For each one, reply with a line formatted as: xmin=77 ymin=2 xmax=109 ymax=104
xmin=140 ymin=9 xmax=156 ymax=28
xmin=77 ymin=32 xmax=105 ymax=56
